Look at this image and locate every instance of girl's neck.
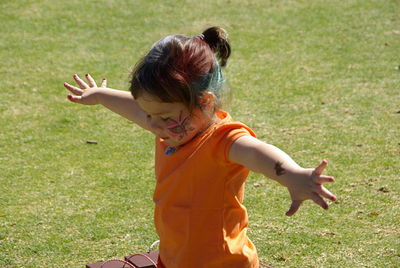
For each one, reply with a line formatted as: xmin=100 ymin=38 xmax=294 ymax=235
xmin=189 ymin=109 xmax=221 ymax=141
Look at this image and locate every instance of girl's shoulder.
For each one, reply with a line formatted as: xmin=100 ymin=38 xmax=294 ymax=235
xmin=213 ymin=110 xmax=256 ymax=138
xmin=204 ymin=110 xmax=256 ymax=162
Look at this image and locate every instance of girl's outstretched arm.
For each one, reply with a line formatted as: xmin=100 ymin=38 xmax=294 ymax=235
xmin=229 ymin=136 xmax=337 ymax=216
xmin=64 ymin=74 xmax=150 ymax=130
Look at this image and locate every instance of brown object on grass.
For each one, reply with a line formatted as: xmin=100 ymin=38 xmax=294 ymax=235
xmin=86 ymin=259 xmax=134 ymax=268
xmin=125 ymin=250 xmax=159 ymax=268
xmin=86 ymin=251 xmax=159 ymax=268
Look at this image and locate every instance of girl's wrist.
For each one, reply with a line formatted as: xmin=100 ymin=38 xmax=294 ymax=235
xmin=270 ymin=166 xmax=307 ymax=187
xmin=95 ymin=88 xmax=109 ymax=105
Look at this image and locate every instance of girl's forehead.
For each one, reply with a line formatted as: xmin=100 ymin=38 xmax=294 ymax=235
xmin=136 ymin=93 xmax=185 ymax=115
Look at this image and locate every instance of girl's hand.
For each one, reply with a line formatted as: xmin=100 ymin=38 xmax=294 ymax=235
xmin=285 ymin=160 xmax=337 ymax=216
xmin=64 ymin=74 xmax=107 ymax=105
xmin=229 ymin=137 xmax=337 ymax=216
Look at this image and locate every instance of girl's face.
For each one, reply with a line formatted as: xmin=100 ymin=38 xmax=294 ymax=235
xmin=136 ymin=92 xmax=215 ymax=147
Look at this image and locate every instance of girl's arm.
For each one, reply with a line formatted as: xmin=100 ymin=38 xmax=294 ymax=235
xmin=64 ymin=74 xmax=150 ymax=131
xmin=229 ymin=135 xmax=337 ymax=216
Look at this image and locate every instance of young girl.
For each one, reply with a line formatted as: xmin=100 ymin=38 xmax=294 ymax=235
xmin=64 ymin=27 xmax=337 ymax=268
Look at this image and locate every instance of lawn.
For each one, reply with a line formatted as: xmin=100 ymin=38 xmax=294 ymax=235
xmin=0 ymin=0 xmax=399 ymax=267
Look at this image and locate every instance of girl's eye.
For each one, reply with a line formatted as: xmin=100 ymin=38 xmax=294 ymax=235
xmin=168 ymin=126 xmax=184 ymax=134
xmin=161 ymin=117 xmax=170 ymax=122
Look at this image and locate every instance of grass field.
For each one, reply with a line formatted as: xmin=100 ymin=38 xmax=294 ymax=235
xmin=0 ymin=0 xmax=399 ymax=267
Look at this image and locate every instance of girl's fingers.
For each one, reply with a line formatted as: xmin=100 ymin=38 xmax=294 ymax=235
xmin=100 ymin=78 xmax=107 ymax=88
xmin=316 ymin=186 xmax=337 ymax=201
xmin=311 ymin=192 xmax=328 ymax=210
xmin=64 ymin=82 xmax=83 ymax=95
xmin=67 ymin=94 xmax=82 ymax=103
xmin=286 ymin=200 xmax=302 ymax=216
xmin=314 ymin=175 xmax=335 ymax=184
xmin=73 ymin=74 xmax=89 ymax=89
xmin=314 ymin=159 xmax=328 ymax=175
xmin=85 ymin=73 xmax=97 ymax=87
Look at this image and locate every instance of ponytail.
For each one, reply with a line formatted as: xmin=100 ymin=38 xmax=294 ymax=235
xmin=201 ymin=27 xmax=231 ymax=67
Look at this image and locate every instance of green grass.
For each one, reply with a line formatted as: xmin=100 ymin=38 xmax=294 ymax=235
xmin=1 ymin=0 xmax=399 ymax=267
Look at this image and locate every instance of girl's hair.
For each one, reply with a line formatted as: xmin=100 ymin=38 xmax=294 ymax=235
xmin=129 ymin=26 xmax=231 ymax=111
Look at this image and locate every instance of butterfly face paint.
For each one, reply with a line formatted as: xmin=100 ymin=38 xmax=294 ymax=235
xmin=165 ymin=111 xmax=195 ymax=140
xmin=135 ymin=92 xmax=216 ymax=148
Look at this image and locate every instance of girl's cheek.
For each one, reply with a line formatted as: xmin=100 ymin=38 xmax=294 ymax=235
xmin=165 ymin=117 xmax=194 ymax=139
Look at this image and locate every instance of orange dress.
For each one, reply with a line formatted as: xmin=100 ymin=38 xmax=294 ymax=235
xmin=154 ymin=111 xmax=259 ymax=268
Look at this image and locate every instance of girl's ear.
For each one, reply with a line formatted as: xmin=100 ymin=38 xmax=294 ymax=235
xmin=199 ymin=92 xmax=216 ymax=111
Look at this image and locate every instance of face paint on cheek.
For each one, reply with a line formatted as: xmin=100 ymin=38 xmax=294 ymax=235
xmin=165 ymin=111 xmax=195 ymax=140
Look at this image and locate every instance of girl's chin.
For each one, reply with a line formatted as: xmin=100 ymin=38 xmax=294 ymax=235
xmin=160 ymin=137 xmax=178 ymax=146
xmin=160 ymin=137 xmax=188 ymax=148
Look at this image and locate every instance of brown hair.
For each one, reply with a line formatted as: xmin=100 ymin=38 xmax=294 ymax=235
xmin=129 ymin=27 xmax=231 ymax=111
